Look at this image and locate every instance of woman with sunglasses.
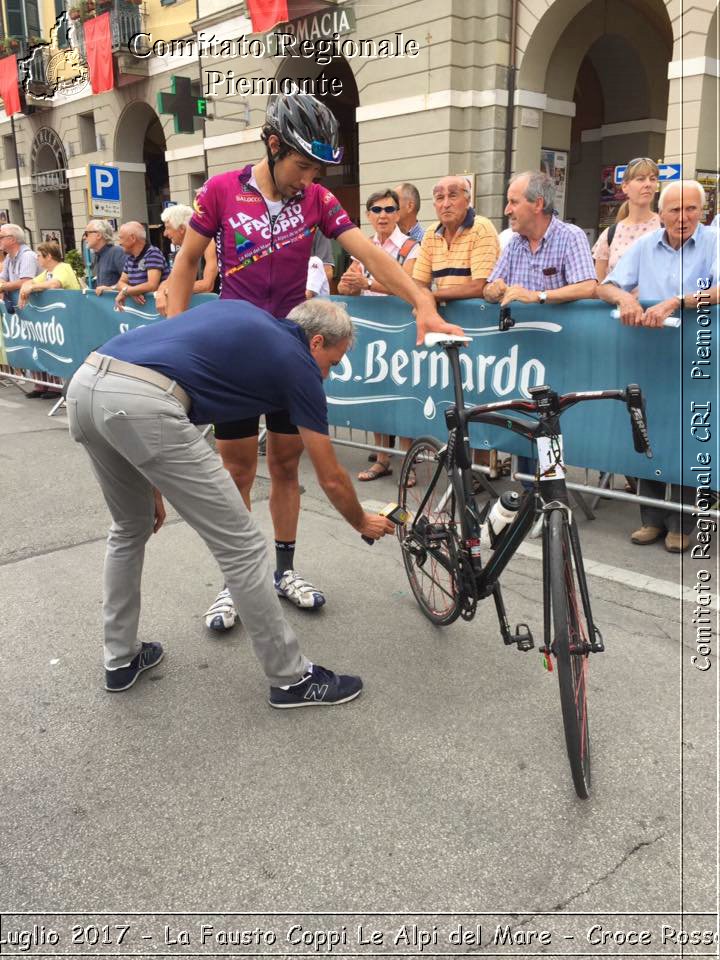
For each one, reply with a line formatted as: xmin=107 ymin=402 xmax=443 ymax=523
xmin=593 ymin=157 xmax=661 ymax=281
xmin=338 ymin=189 xmax=419 ymax=482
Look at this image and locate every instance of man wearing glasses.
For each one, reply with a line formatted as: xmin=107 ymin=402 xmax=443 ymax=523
xmin=167 ymin=92 xmax=462 ymax=632
xmin=83 ymin=220 xmax=126 ymax=291
xmin=0 ymin=224 xmax=38 ymax=314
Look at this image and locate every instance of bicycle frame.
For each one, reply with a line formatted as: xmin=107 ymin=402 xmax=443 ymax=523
xmin=404 ymin=341 xmax=643 ymax=652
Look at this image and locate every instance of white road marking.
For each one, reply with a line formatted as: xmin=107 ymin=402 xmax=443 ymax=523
xmin=363 ymin=498 xmax=716 ymax=610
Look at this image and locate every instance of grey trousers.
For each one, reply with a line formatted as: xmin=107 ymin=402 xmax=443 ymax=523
xmin=638 ymin=478 xmax=695 ymax=535
xmin=66 ymin=362 xmax=309 ymax=686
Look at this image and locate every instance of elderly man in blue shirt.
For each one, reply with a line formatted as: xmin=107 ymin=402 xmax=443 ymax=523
xmin=597 ymin=179 xmax=719 ymax=552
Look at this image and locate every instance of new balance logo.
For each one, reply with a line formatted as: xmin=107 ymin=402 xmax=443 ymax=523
xmin=304 ymin=683 xmax=329 ymax=701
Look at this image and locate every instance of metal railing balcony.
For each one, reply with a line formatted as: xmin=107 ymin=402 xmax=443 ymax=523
xmin=72 ymin=0 xmax=144 ymax=60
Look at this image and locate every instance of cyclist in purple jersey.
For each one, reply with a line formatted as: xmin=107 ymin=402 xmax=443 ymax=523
xmin=189 ymin=165 xmax=352 ymax=316
xmin=167 ymin=93 xmax=463 ymax=630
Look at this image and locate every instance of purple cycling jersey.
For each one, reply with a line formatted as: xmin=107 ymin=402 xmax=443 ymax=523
xmin=190 ymin=164 xmax=354 ymax=316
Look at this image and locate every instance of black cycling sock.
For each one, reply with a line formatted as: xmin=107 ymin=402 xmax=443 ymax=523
xmin=275 ymin=540 xmax=296 ymax=575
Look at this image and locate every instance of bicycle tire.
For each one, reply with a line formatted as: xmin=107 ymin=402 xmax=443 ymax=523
xmin=398 ymin=436 xmax=463 ymax=626
xmin=548 ymin=509 xmax=592 ymax=799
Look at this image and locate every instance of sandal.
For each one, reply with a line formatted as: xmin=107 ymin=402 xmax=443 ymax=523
xmin=358 ymin=461 xmax=393 ymax=481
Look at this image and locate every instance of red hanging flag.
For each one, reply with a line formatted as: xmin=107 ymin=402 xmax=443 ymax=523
xmin=247 ymin=0 xmax=289 ymax=32
xmin=0 ymin=55 xmax=21 ymax=116
xmin=84 ymin=12 xmax=114 ymax=94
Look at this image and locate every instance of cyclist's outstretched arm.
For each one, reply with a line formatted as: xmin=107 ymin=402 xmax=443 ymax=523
xmin=167 ymin=225 xmax=208 ymax=317
xmin=339 ymin=228 xmax=464 ymax=345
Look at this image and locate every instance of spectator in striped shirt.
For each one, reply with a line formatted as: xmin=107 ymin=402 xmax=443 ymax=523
xmin=483 ymin=172 xmax=596 ymax=306
xmin=112 ymin=221 xmax=170 ymax=312
xmin=413 ymin=176 xmax=499 ymax=302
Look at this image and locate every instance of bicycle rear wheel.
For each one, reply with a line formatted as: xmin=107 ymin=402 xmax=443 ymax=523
xmin=398 ymin=436 xmax=463 ymax=626
xmin=548 ymin=509 xmax=592 ymax=798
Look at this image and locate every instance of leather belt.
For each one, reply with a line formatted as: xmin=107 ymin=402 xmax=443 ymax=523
xmin=85 ymin=351 xmax=191 ymax=413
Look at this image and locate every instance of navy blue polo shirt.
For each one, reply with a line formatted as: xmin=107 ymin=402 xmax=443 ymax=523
xmin=98 ymin=300 xmax=329 ymax=433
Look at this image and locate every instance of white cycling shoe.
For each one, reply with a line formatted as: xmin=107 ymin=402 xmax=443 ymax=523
xmin=204 ymin=586 xmax=239 ymax=632
xmin=274 ymin=570 xmax=326 ymax=610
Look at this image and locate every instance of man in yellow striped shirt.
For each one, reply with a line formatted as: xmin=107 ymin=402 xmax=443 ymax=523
xmin=413 ymin=176 xmax=500 ymax=301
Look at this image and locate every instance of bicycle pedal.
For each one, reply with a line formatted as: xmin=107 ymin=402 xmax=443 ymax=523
xmin=591 ymin=626 xmax=605 ymax=653
xmin=513 ymin=623 xmax=534 ymax=651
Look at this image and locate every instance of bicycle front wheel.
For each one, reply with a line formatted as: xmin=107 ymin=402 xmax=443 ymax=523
xmin=398 ymin=436 xmax=463 ymax=626
xmin=548 ymin=509 xmax=592 ymax=798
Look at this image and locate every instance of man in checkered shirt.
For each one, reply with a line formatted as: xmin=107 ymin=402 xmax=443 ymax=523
xmin=484 ymin=171 xmax=597 ymax=306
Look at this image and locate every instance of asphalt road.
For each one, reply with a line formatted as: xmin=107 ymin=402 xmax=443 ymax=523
xmin=0 ymin=378 xmax=716 ymax=958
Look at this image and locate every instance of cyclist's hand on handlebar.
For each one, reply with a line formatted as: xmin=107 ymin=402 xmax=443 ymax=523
xmin=414 ymin=306 xmax=465 ymax=346
xmin=643 ymin=299 xmax=678 ymax=328
xmin=359 ymin=513 xmax=396 ymax=541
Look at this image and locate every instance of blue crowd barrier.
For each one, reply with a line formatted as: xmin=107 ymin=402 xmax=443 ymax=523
xmin=325 ymin=297 xmax=717 ymax=488
xmin=0 ymin=291 xmax=217 ymax=380
xmin=1 ymin=291 xmax=716 ymax=488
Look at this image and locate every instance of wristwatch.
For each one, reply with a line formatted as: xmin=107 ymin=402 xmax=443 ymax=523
xmin=538 ymin=291 xmax=547 ymax=304
xmin=119 ymin=285 xmax=129 ymax=297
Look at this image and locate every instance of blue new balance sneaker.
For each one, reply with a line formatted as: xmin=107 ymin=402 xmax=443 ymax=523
xmin=268 ymin=664 xmax=362 ymax=709
xmin=105 ymin=642 xmax=164 ymax=692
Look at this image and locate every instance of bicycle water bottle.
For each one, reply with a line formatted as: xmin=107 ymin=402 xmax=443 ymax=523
xmin=480 ymin=491 xmax=522 ymax=549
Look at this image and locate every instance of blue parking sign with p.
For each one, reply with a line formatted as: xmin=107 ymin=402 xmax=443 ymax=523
xmin=89 ymin=164 xmax=120 ymax=202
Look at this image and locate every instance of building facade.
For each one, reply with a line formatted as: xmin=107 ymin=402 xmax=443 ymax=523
xmin=0 ymin=0 xmax=718 ymax=255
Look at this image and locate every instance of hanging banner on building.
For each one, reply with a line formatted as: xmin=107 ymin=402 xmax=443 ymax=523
xmin=541 ymin=148 xmax=568 ymax=219
xmin=83 ymin=12 xmax=114 ymax=94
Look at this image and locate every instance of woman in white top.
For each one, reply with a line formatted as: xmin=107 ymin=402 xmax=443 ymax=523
xmin=592 ymin=157 xmax=661 ymax=281
xmin=338 ymin=189 xmax=419 ymax=482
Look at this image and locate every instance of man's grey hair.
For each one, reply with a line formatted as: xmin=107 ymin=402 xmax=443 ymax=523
xmin=658 ymin=179 xmax=706 ymax=212
xmin=287 ymin=299 xmax=355 ymax=348
xmin=160 ymin=204 xmax=194 ymax=230
xmin=512 ymin=171 xmax=556 ymax=215
xmin=399 ymin=182 xmax=421 ymax=213
xmin=86 ymin=219 xmax=114 ymax=242
xmin=1 ymin=223 xmax=26 ymax=244
xmin=121 ymin=220 xmax=146 ymax=240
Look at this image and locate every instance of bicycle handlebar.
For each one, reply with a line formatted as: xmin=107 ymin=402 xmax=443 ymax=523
xmin=462 ymin=385 xmax=653 ymax=459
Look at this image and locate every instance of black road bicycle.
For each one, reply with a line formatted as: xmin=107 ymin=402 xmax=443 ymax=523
xmin=396 ymin=329 xmax=652 ymax=799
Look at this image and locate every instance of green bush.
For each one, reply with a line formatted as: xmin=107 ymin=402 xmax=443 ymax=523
xmin=65 ymin=248 xmax=86 ymax=281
